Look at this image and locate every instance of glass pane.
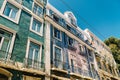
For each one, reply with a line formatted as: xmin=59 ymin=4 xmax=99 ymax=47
xmin=32 ymin=20 xmax=36 ymax=31
xmin=1 ymin=39 xmax=10 ymax=59
xmin=37 ymin=22 xmax=41 ymax=32
xmin=3 ymin=5 xmax=11 ymax=16
xmin=34 ymin=50 xmax=39 ymax=60
xmin=55 ymin=47 xmax=61 ymax=60
xmin=33 ymin=4 xmax=37 ymax=14
xmin=28 ymin=47 xmax=34 ymax=59
xmin=10 ymin=9 xmax=17 ymax=19
xmin=37 ymin=7 xmax=42 ymax=16
xmin=1 ymin=39 xmax=10 ymax=51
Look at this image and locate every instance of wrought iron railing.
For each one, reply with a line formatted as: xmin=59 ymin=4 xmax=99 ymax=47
xmin=83 ymin=70 xmax=91 ymax=77
xmin=0 ymin=50 xmax=10 ymax=62
xmin=0 ymin=51 xmax=45 ymax=71
xmin=24 ymin=58 xmax=45 ymax=71
xmin=52 ymin=59 xmax=70 ymax=71
xmin=71 ymin=65 xmax=82 ymax=75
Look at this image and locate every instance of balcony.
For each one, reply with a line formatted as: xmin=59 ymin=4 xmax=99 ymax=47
xmin=0 ymin=50 xmax=11 ymax=62
xmin=24 ymin=58 xmax=45 ymax=71
xmin=47 ymin=11 xmax=93 ymax=47
xmin=0 ymin=51 xmax=45 ymax=73
xmin=51 ymin=59 xmax=69 ymax=73
xmin=83 ymin=70 xmax=91 ymax=77
xmin=71 ymin=66 xmax=82 ymax=75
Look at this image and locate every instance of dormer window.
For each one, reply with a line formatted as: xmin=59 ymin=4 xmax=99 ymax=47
xmin=64 ymin=12 xmax=77 ymax=26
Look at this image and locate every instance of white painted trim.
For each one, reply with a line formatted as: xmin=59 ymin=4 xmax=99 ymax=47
xmin=30 ymin=17 xmax=43 ymax=36
xmin=0 ymin=25 xmax=16 ymax=60
xmin=46 ymin=3 xmax=65 ymax=19
xmin=53 ymin=44 xmax=63 ymax=69
xmin=26 ymin=37 xmax=42 ymax=61
xmin=0 ymin=24 xmax=16 ymax=34
xmin=32 ymin=2 xmax=44 ymax=19
xmin=0 ymin=37 xmax=4 ymax=50
xmin=53 ymin=27 xmax=62 ymax=41
xmin=45 ymin=16 xmax=94 ymax=51
xmin=0 ymin=0 xmax=22 ymax=24
xmin=34 ymin=0 xmax=44 ymax=8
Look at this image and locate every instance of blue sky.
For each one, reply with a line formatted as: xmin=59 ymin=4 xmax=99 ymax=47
xmin=49 ymin=0 xmax=120 ymax=40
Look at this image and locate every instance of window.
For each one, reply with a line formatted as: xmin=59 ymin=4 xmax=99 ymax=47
xmin=79 ymin=45 xmax=85 ymax=55
xmin=30 ymin=18 xmax=43 ymax=36
xmin=0 ymin=1 xmax=21 ymax=23
xmin=68 ymin=37 xmax=74 ymax=46
xmin=54 ymin=46 xmax=62 ymax=69
xmin=27 ymin=41 xmax=42 ymax=69
xmin=0 ymin=29 xmax=12 ymax=60
xmin=53 ymin=27 xmax=61 ymax=40
xmin=3 ymin=3 xmax=18 ymax=20
xmin=33 ymin=3 xmax=43 ymax=17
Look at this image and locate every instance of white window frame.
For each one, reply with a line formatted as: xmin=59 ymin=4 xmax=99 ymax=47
xmin=0 ymin=36 xmax=4 ymax=50
xmin=32 ymin=1 xmax=43 ymax=18
xmin=0 ymin=24 xmax=16 ymax=60
xmin=53 ymin=45 xmax=63 ymax=69
xmin=53 ymin=27 xmax=62 ymax=41
xmin=26 ymin=37 xmax=42 ymax=68
xmin=30 ymin=17 xmax=43 ymax=36
xmin=0 ymin=0 xmax=22 ymax=24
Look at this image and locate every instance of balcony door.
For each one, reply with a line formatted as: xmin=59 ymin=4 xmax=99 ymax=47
xmin=0 ymin=29 xmax=12 ymax=60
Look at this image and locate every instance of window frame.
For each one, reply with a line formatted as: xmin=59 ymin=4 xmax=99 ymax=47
xmin=0 ymin=24 xmax=16 ymax=60
xmin=0 ymin=0 xmax=22 ymax=24
xmin=53 ymin=45 xmax=63 ymax=69
xmin=32 ymin=1 xmax=43 ymax=18
xmin=53 ymin=27 xmax=62 ymax=41
xmin=30 ymin=17 xmax=43 ymax=36
xmin=26 ymin=37 xmax=42 ymax=68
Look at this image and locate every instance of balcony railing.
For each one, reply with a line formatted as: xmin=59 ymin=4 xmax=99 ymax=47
xmin=52 ymin=59 xmax=69 ymax=71
xmin=0 ymin=51 xmax=45 ymax=71
xmin=0 ymin=50 xmax=10 ymax=61
xmin=24 ymin=58 xmax=45 ymax=71
xmin=71 ymin=65 xmax=82 ymax=75
xmin=83 ymin=70 xmax=91 ymax=77
xmin=48 ymin=11 xmax=93 ymax=47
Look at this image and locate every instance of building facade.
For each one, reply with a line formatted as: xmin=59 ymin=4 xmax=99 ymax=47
xmin=84 ymin=29 xmax=120 ymax=80
xmin=0 ymin=0 xmax=119 ymax=80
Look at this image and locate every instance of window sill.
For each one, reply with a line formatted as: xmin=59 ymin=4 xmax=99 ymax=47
xmin=0 ymin=14 xmax=19 ymax=24
xmin=53 ymin=36 xmax=62 ymax=41
xmin=30 ymin=29 xmax=43 ymax=37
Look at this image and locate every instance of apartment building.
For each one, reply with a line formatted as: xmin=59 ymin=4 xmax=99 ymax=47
xmin=84 ymin=29 xmax=120 ymax=80
xmin=0 ymin=0 xmax=119 ymax=80
xmin=0 ymin=0 xmax=47 ymax=80
xmin=45 ymin=3 xmax=99 ymax=80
